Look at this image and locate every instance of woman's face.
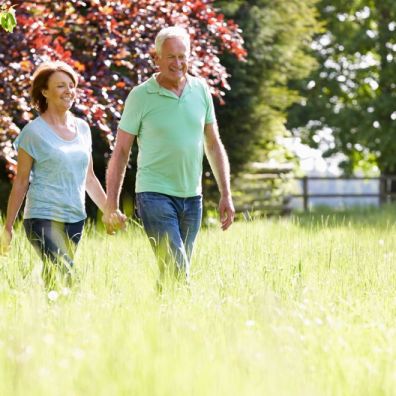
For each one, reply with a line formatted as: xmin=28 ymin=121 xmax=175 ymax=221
xmin=42 ymin=71 xmax=76 ymax=111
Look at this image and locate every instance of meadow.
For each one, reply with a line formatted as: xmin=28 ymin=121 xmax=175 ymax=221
xmin=1 ymin=206 xmax=396 ymax=396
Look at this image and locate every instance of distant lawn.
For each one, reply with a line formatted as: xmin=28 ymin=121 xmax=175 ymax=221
xmin=1 ymin=205 xmax=396 ymax=395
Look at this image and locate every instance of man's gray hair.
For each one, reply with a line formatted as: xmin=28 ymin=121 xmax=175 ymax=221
xmin=155 ymin=26 xmax=191 ymax=56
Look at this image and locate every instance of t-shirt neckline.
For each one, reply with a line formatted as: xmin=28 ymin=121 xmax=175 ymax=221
xmin=38 ymin=116 xmax=79 ymax=143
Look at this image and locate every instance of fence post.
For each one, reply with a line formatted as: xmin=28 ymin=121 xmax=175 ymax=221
xmin=302 ymin=176 xmax=309 ymax=211
xmin=379 ymin=176 xmax=386 ymax=206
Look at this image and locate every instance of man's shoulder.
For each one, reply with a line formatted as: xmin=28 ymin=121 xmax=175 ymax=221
xmin=187 ymin=76 xmax=212 ymax=99
xmin=188 ymin=75 xmax=208 ymax=89
xmin=129 ymin=76 xmax=156 ymax=97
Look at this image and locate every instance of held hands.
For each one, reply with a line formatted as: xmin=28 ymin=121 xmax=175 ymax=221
xmin=219 ymin=195 xmax=235 ymax=231
xmin=0 ymin=227 xmax=12 ymax=256
xmin=102 ymin=209 xmax=127 ymax=235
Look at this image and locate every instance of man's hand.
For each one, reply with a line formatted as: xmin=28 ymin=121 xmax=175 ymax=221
xmin=219 ymin=195 xmax=235 ymax=231
xmin=0 ymin=227 xmax=12 ymax=256
xmin=102 ymin=209 xmax=127 ymax=235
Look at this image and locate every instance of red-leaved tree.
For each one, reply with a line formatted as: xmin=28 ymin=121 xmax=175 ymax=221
xmin=0 ymin=0 xmax=246 ymax=212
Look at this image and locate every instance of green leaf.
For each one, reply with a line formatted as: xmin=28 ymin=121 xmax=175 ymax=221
xmin=0 ymin=8 xmax=16 ymax=33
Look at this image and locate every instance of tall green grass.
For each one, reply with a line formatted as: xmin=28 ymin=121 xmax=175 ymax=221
xmin=1 ymin=206 xmax=396 ymax=395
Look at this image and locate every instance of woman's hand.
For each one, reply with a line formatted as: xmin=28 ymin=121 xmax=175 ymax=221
xmin=0 ymin=227 xmax=12 ymax=256
xmin=102 ymin=209 xmax=127 ymax=235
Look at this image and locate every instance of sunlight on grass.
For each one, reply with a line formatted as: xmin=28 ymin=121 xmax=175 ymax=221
xmin=1 ymin=207 xmax=396 ymax=395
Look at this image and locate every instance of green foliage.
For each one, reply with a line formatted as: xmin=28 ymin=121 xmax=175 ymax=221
xmin=288 ymin=1 xmax=396 ymax=174
xmin=202 ymin=0 xmax=321 ymax=209
xmin=214 ymin=0 xmax=321 ymax=175
xmin=0 ymin=4 xmax=16 ymax=33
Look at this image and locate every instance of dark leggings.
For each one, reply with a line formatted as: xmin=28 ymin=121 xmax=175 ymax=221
xmin=23 ymin=218 xmax=85 ymax=278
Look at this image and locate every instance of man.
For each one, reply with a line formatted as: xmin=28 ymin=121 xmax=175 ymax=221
xmin=103 ymin=26 xmax=234 ymax=283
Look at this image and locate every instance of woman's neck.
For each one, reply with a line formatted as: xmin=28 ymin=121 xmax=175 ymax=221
xmin=41 ymin=109 xmax=71 ymax=126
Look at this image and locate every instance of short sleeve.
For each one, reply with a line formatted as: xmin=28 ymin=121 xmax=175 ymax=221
xmin=203 ymin=81 xmax=216 ymax=125
xmin=119 ymin=88 xmax=142 ymax=135
xmin=86 ymin=122 xmax=92 ymax=152
xmin=13 ymin=124 xmax=38 ymax=159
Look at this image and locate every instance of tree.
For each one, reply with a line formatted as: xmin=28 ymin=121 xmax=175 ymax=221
xmin=0 ymin=0 xmax=246 ymax=214
xmin=203 ymin=0 xmax=321 ymax=212
xmin=214 ymin=0 xmax=321 ymax=175
xmin=288 ymin=0 xmax=396 ymax=176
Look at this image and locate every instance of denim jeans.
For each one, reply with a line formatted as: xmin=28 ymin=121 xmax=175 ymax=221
xmin=23 ymin=218 xmax=85 ymax=279
xmin=135 ymin=192 xmax=202 ymax=281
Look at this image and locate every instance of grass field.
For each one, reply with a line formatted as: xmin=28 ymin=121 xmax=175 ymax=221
xmin=1 ymin=206 xmax=396 ymax=396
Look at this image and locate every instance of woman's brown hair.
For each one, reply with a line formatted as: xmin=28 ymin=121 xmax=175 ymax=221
xmin=31 ymin=61 xmax=78 ymax=113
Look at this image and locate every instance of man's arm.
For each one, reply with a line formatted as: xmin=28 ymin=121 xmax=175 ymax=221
xmin=204 ymin=122 xmax=235 ymax=230
xmin=103 ymin=128 xmax=135 ymax=233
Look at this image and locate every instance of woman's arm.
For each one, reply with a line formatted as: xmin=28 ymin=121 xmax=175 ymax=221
xmin=103 ymin=129 xmax=133 ymax=234
xmin=1 ymin=148 xmax=33 ymax=254
xmin=85 ymin=155 xmax=107 ymax=213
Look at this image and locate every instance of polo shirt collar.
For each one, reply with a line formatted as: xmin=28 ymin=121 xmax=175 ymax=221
xmin=146 ymin=73 xmax=192 ymax=98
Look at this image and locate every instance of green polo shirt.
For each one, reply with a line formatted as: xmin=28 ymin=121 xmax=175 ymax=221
xmin=119 ymin=74 xmax=216 ymax=197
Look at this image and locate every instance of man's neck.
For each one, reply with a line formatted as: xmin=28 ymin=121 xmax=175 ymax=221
xmin=156 ymin=73 xmax=187 ymax=96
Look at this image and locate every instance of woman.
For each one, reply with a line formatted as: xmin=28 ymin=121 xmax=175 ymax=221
xmin=0 ymin=61 xmax=118 ymax=287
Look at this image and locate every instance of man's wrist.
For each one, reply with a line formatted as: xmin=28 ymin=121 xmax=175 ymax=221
xmin=220 ymin=191 xmax=232 ymax=199
xmin=104 ymin=201 xmax=119 ymax=213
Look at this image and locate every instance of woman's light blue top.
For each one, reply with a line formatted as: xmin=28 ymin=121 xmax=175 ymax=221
xmin=14 ymin=116 xmax=92 ymax=222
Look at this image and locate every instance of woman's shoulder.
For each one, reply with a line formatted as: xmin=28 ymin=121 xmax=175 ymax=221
xmin=20 ymin=117 xmax=43 ymax=133
xmin=74 ymin=116 xmax=90 ymax=130
xmin=74 ymin=116 xmax=92 ymax=148
xmin=17 ymin=117 xmax=46 ymax=141
xmin=14 ymin=117 xmax=44 ymax=152
xmin=74 ymin=116 xmax=91 ymax=138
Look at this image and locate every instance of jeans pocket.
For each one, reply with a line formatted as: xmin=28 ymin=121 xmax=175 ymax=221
xmin=137 ymin=192 xmax=167 ymax=209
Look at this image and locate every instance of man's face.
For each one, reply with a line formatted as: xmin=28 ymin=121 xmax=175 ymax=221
xmin=156 ymin=37 xmax=189 ymax=83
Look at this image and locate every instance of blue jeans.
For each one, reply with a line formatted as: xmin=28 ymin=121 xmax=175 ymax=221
xmin=136 ymin=192 xmax=202 ymax=281
xmin=23 ymin=218 xmax=85 ymax=284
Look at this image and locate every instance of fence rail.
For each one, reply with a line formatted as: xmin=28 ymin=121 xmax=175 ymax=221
xmin=293 ymin=176 xmax=396 ymax=211
xmin=236 ymin=174 xmax=396 ymax=214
